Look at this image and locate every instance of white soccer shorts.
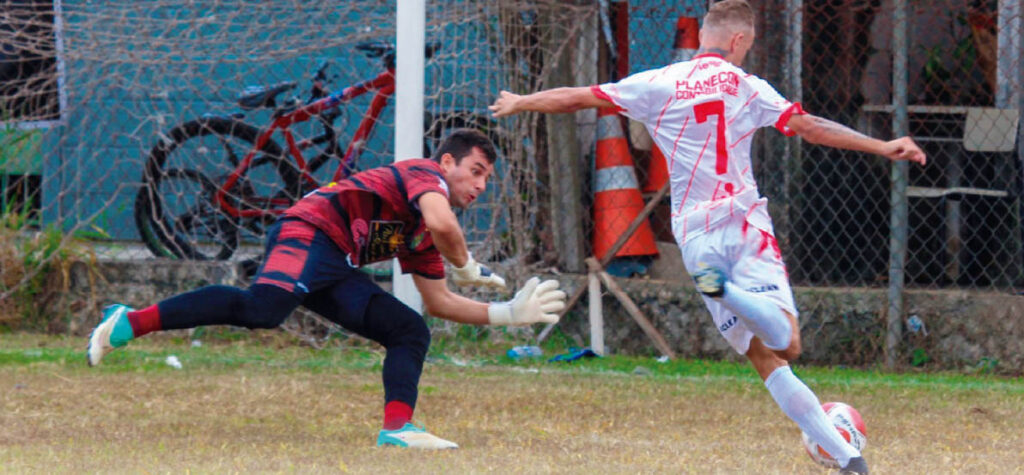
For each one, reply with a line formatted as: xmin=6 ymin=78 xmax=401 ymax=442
xmin=677 ymin=215 xmax=799 ymax=355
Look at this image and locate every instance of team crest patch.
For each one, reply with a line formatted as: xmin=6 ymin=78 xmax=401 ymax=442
xmin=350 ymin=219 xmax=369 ymax=248
xmin=408 ymin=229 xmax=427 ymax=249
xmin=362 ymin=220 xmax=405 ymax=263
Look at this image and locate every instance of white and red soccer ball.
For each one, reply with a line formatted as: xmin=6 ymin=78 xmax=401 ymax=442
xmin=801 ymin=402 xmax=868 ymax=468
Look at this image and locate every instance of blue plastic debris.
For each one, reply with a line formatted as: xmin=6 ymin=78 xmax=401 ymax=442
xmin=547 ymin=347 xmax=600 ymax=363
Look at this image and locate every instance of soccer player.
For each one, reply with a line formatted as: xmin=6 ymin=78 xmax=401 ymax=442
xmin=86 ymin=129 xmax=567 ymax=449
xmin=489 ymin=1 xmax=925 ymax=473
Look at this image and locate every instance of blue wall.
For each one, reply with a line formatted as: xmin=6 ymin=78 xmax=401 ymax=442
xmin=39 ymin=1 xmax=702 ymax=242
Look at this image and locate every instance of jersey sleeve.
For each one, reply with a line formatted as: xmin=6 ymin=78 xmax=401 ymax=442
xmin=744 ymin=75 xmax=806 ymax=136
xmin=592 ymin=68 xmax=665 ymax=123
xmin=398 ymin=247 xmax=445 ymax=279
xmin=403 ymin=163 xmax=450 ymax=205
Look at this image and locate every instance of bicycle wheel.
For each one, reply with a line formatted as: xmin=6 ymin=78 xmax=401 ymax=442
xmin=135 ymin=168 xmax=239 ymax=260
xmin=135 ymin=117 xmax=300 ymax=260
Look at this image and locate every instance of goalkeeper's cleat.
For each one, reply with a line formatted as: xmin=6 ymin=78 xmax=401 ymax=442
xmin=376 ymin=423 xmax=458 ymax=449
xmin=692 ymin=263 xmax=727 ymax=298
xmin=839 ymin=456 xmax=869 ymax=475
xmin=87 ymin=304 xmax=135 ymax=367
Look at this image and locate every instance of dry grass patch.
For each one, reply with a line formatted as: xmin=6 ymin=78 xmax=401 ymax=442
xmin=1 ymin=334 xmax=1022 ymax=473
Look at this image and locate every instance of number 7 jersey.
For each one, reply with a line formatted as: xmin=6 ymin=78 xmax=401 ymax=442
xmin=592 ymin=53 xmax=804 ymax=244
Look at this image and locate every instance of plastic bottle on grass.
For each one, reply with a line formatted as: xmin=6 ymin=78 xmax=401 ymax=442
xmin=507 ymin=345 xmax=543 ymax=359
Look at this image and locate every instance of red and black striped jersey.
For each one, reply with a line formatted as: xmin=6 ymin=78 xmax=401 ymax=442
xmin=283 ymin=159 xmax=449 ymax=279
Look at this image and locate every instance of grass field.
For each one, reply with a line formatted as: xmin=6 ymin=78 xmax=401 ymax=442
xmin=1 ymin=332 xmax=1022 ymax=474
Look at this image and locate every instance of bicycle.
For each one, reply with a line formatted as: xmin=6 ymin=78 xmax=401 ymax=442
xmin=134 ymin=41 xmax=500 ymax=261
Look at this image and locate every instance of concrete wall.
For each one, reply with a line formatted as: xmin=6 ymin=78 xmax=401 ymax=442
xmin=554 ymin=275 xmax=1024 ymax=375
xmin=54 ymin=258 xmax=1024 ymax=375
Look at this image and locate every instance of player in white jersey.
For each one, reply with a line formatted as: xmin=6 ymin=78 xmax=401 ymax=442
xmin=489 ymin=1 xmax=925 ymax=473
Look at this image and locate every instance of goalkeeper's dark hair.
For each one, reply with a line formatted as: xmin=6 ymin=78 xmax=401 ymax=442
xmin=431 ymin=128 xmax=498 ymax=164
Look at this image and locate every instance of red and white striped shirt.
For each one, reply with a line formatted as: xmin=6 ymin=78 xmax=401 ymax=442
xmin=594 ymin=53 xmax=804 ymax=244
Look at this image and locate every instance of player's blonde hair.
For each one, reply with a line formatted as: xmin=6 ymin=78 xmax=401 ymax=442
xmin=703 ymin=0 xmax=755 ymax=34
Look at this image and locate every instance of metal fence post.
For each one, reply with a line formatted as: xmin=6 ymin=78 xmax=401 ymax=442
xmin=784 ymin=0 xmax=802 ymax=256
xmin=886 ymin=0 xmax=909 ymax=369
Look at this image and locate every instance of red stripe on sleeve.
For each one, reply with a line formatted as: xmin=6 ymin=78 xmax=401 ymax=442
xmin=590 ymin=85 xmax=624 ymax=113
xmin=774 ymin=102 xmax=806 ymax=137
xmin=653 ymin=95 xmax=674 ymax=137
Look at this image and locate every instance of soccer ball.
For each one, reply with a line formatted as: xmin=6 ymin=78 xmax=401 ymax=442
xmin=801 ymin=402 xmax=868 ymax=468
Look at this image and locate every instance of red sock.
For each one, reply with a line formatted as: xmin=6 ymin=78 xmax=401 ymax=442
xmin=383 ymin=401 xmax=414 ymax=430
xmin=127 ymin=305 xmax=162 ymax=338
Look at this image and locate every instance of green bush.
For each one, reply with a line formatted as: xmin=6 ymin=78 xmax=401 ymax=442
xmin=1 ymin=211 xmax=101 ymax=331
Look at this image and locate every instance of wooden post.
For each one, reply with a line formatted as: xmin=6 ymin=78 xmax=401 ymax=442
xmin=586 ymin=257 xmax=675 ymax=359
xmin=541 ymin=3 xmax=586 ymax=272
xmin=538 ymin=181 xmax=670 ymax=343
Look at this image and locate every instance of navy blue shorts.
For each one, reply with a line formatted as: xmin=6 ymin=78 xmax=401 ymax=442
xmin=254 ymin=218 xmax=388 ymax=321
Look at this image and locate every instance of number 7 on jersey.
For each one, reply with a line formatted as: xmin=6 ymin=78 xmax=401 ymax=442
xmin=693 ymin=100 xmax=728 ymax=175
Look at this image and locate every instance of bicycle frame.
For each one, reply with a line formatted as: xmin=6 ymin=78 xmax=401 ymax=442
xmin=215 ymin=69 xmax=396 ymax=219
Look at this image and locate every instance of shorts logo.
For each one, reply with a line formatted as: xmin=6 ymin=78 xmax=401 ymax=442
xmin=746 ymin=284 xmax=779 ymax=293
xmin=719 ymin=315 xmax=738 ymax=332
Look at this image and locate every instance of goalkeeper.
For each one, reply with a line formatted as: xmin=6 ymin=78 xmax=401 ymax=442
xmin=86 ymin=128 xmax=566 ymax=449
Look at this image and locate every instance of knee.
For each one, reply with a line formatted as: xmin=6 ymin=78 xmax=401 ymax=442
xmin=394 ymin=312 xmax=431 ymax=352
xmin=778 ymin=311 xmax=802 ymax=361
xmin=779 ymin=337 xmax=802 ymax=361
xmin=747 ymin=337 xmax=796 ymax=380
xmin=236 ymin=285 xmax=298 ymax=329
xmin=383 ymin=307 xmax=431 ymax=353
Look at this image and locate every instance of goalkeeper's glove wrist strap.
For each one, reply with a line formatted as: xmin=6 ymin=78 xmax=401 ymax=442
xmin=487 ymin=302 xmax=513 ymax=326
xmin=452 ymin=254 xmax=475 ymax=273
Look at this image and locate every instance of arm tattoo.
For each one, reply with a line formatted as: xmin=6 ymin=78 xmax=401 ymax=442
xmin=811 ymin=116 xmax=870 ymax=140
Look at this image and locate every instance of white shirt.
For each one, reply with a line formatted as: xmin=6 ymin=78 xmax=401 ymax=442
xmin=594 ymin=53 xmax=803 ymax=244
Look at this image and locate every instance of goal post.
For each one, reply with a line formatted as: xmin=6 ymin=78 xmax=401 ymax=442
xmin=393 ymin=0 xmax=427 ymax=312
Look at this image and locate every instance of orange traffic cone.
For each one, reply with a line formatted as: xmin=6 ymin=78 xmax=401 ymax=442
xmin=593 ymin=107 xmax=658 ymax=260
xmin=642 ymin=16 xmax=697 ymax=192
xmin=672 ymin=16 xmax=700 ymax=63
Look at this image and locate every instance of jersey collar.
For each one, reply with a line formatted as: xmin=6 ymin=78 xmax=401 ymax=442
xmin=692 ymin=52 xmax=724 ymax=60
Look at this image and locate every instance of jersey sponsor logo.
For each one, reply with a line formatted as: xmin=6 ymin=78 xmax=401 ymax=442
xmin=696 ymin=60 xmax=722 ymax=70
xmin=746 ymin=284 xmax=779 ymax=293
xmin=361 ymin=220 xmax=406 ymax=263
xmin=675 ymin=71 xmax=740 ymax=100
xmin=719 ymin=315 xmax=738 ymax=332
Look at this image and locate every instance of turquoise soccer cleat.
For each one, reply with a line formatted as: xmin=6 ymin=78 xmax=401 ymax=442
xmin=692 ymin=263 xmax=727 ymax=298
xmin=377 ymin=423 xmax=458 ymax=449
xmin=87 ymin=304 xmax=135 ymax=367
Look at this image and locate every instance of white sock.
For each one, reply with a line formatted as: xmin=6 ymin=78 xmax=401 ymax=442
xmin=719 ymin=281 xmax=791 ymax=350
xmin=765 ymin=366 xmax=860 ymax=467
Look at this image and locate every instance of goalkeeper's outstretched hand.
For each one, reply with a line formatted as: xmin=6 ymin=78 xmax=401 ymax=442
xmin=487 ymin=277 xmax=567 ymax=326
xmin=451 ymin=255 xmax=507 ymax=290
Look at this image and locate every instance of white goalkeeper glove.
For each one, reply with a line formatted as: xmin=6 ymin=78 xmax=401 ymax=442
xmin=451 ymin=255 xmax=507 ymax=289
xmin=487 ymin=277 xmax=567 ymax=326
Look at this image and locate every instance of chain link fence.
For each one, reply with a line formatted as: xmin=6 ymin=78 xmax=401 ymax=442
xmin=2 ymin=1 xmax=1022 ymax=324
